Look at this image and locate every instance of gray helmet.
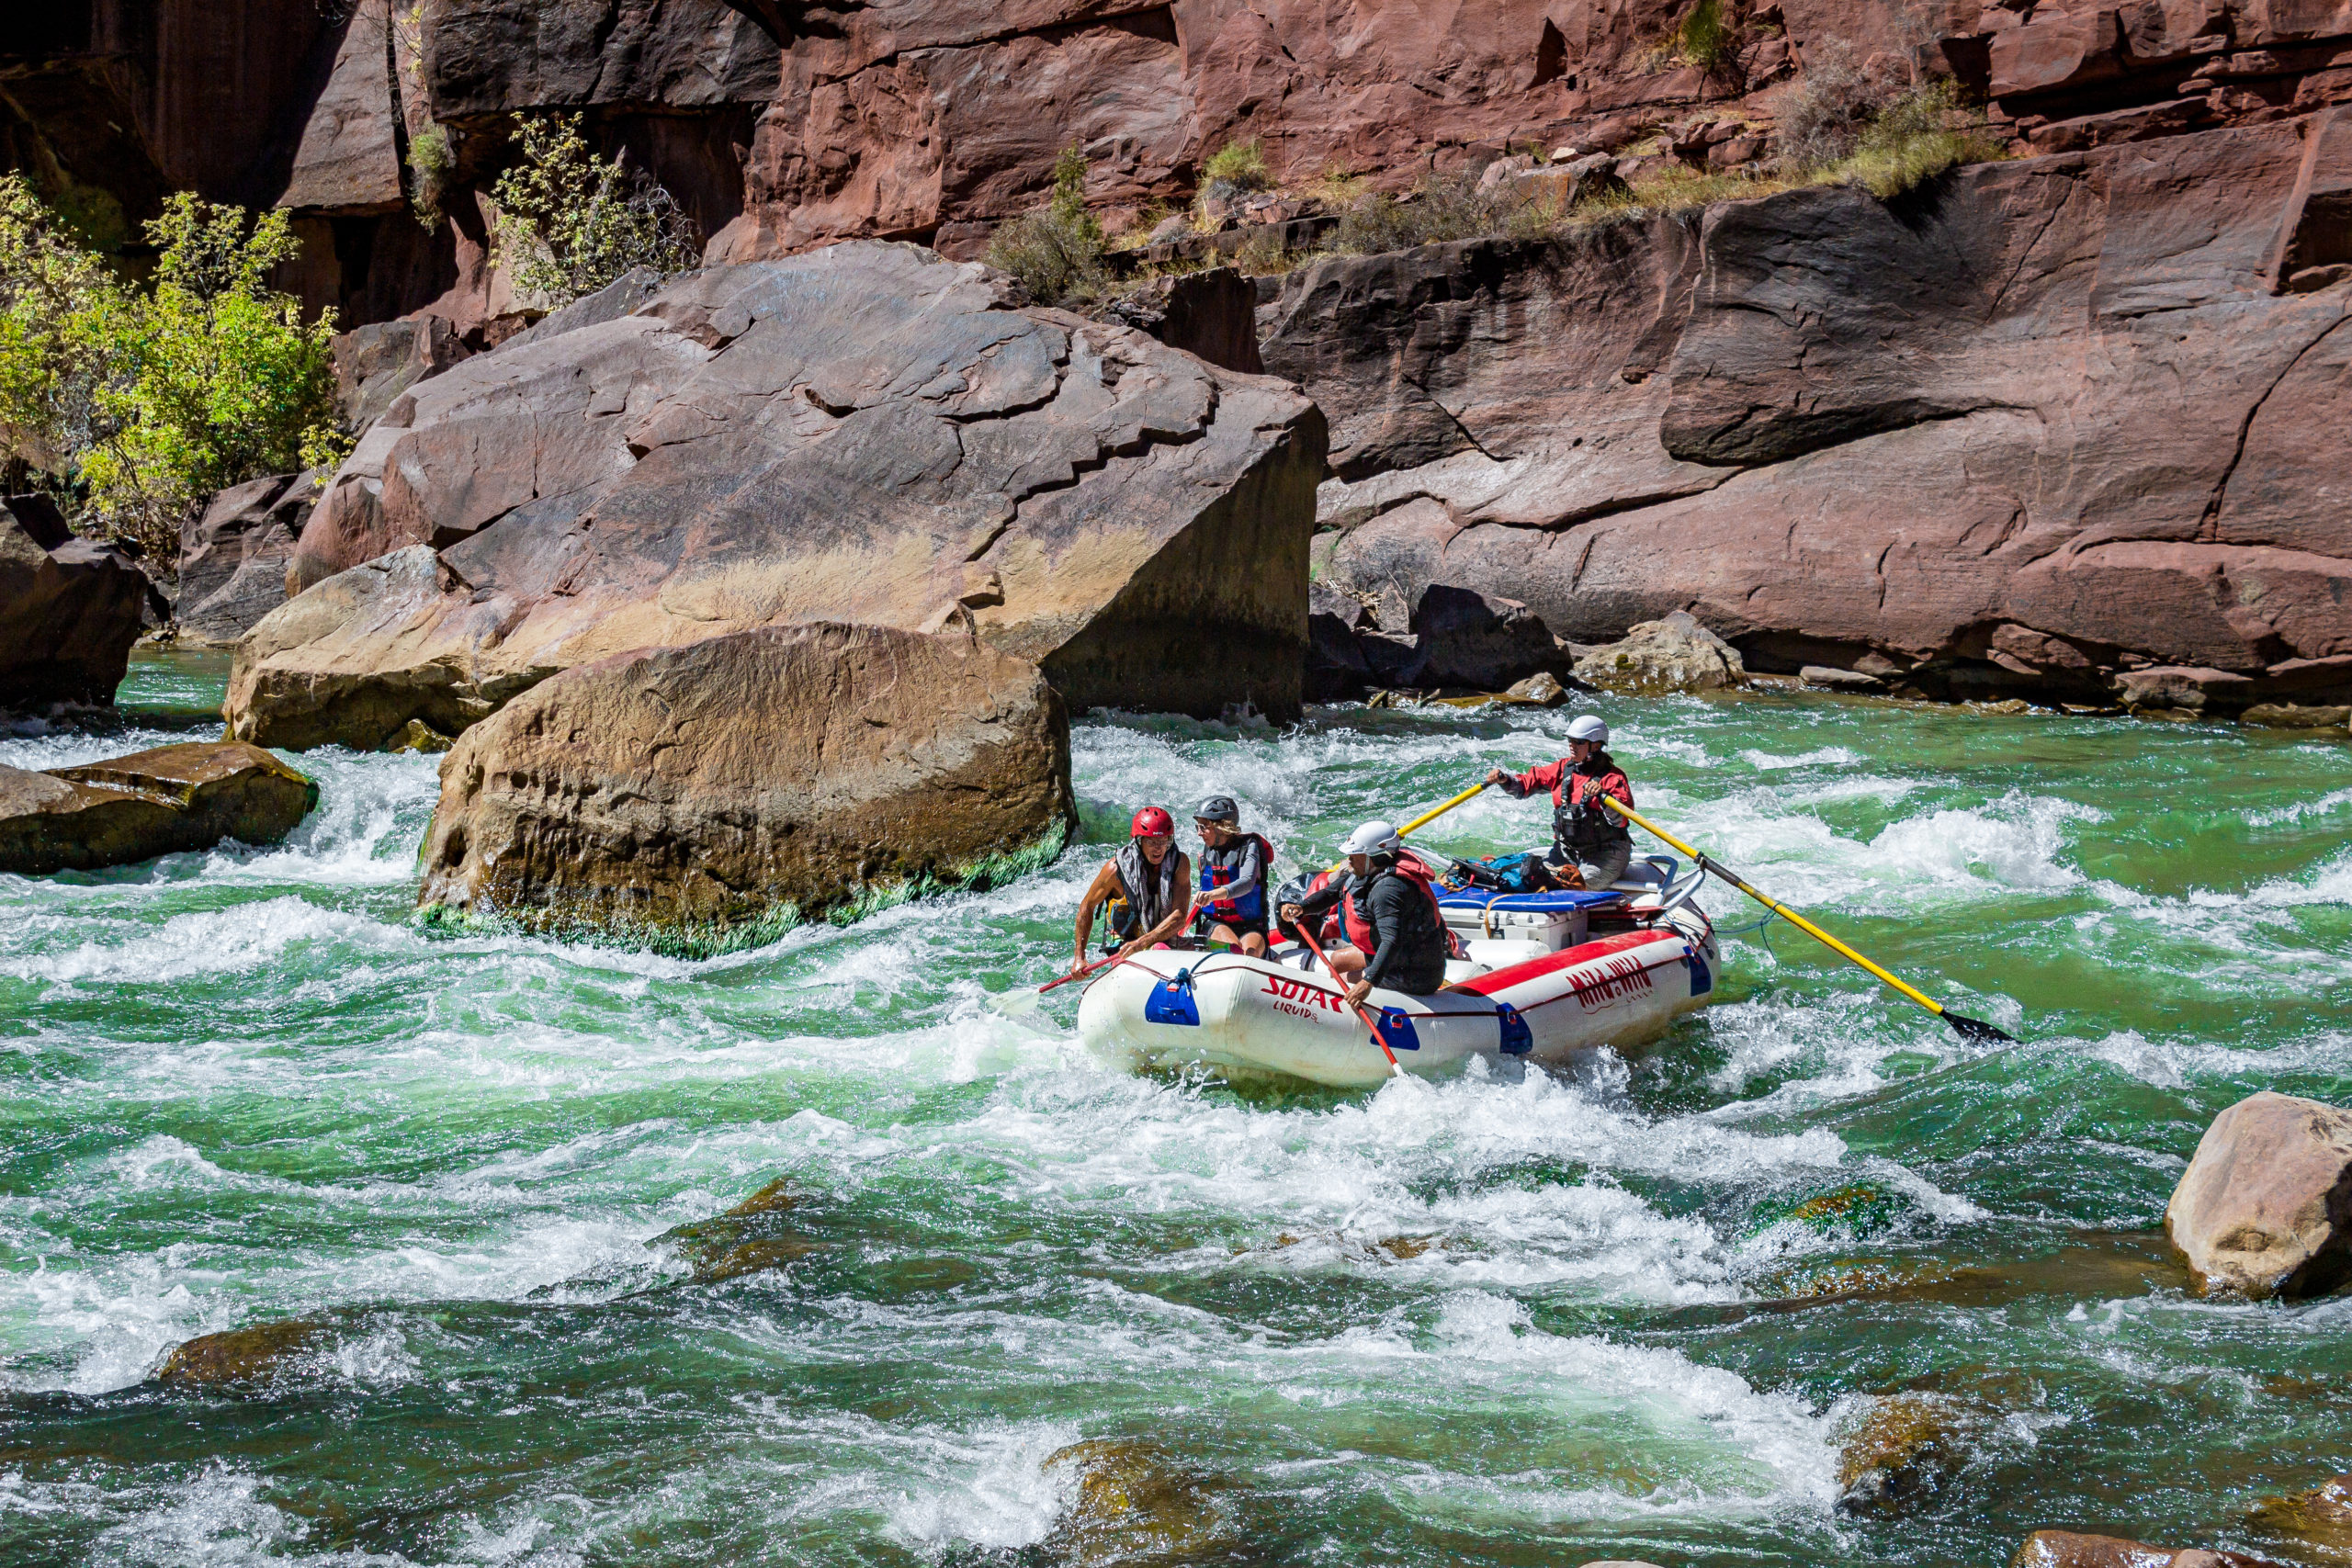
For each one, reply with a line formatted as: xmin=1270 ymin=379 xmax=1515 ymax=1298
xmin=1194 ymin=794 xmax=1239 ymax=825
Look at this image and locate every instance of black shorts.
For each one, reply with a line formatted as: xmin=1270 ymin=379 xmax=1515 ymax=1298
xmin=1193 ymin=909 xmax=1269 ymax=942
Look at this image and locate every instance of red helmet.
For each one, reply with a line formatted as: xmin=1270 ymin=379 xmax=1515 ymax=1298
xmin=1130 ymin=807 xmax=1174 ymax=840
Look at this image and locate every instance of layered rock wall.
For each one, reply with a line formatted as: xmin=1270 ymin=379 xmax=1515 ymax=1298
xmin=1278 ymin=118 xmax=2352 ymax=709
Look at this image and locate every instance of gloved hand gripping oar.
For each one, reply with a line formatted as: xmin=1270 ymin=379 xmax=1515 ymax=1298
xmin=1597 ymin=796 xmax=2017 ymax=1044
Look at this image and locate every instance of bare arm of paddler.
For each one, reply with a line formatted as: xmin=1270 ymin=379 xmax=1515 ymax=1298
xmin=1076 ymin=852 xmax=1195 ymax=968
xmin=1072 ymin=861 xmax=1123 ymax=968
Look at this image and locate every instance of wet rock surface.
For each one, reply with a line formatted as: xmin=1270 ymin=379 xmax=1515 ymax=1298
xmin=154 ymin=1320 xmax=330 ymax=1390
xmin=0 ymin=495 xmax=153 ymax=711
xmin=416 ymin=623 xmax=1075 ymax=949
xmin=2250 ymin=1473 xmax=2352 ymax=1562
xmin=2166 ymin=1090 xmax=2352 ymax=1298
xmin=650 ymin=1179 xmax=818 ymax=1283
xmin=2010 ymin=1529 xmax=2290 ymax=1568
xmin=1041 ymin=1438 xmax=1235 ymax=1566
xmin=239 ymin=243 xmax=1323 ymax=749
xmin=0 ymin=740 xmax=318 ymax=876
xmin=1837 ymin=1393 xmax=1975 ymax=1516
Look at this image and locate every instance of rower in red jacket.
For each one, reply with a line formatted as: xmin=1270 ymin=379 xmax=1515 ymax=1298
xmin=1485 ymin=713 xmax=1636 ymax=891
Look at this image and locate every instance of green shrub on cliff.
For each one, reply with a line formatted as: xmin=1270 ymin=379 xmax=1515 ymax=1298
xmin=986 ymin=146 xmax=1110 ymax=307
xmin=1674 ymin=0 xmax=1740 ymax=74
xmin=80 ymin=197 xmax=347 ymax=561
xmin=0 ymin=182 xmax=345 ymax=564
xmin=1203 ymin=139 xmax=1272 ymax=192
xmin=492 ymin=113 xmax=703 ymax=309
xmin=0 ymin=174 xmax=126 ymax=486
xmin=1842 ymin=80 xmax=2000 ymax=197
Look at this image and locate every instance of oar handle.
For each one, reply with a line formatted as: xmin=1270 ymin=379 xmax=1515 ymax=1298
xmin=1039 ymin=953 xmax=1119 ymax=993
xmin=1597 ymin=795 xmax=2003 ymax=1035
xmin=1293 ymin=925 xmax=1400 ymax=1076
xmin=1324 ymin=781 xmax=1487 ymax=874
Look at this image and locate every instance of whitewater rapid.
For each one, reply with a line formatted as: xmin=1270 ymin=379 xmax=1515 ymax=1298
xmin=3 ymin=672 xmax=2347 ymax=1567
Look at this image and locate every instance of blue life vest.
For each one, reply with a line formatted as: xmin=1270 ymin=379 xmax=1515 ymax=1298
xmin=1197 ymin=832 xmax=1272 ymax=923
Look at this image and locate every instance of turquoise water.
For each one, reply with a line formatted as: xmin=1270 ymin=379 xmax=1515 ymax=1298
xmin=3 ymin=654 xmax=2348 ymax=1567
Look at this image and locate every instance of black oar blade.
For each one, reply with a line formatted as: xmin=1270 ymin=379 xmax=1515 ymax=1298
xmin=1943 ymin=1010 xmax=2017 ymax=1044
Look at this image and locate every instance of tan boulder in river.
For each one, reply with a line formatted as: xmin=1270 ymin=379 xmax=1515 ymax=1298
xmin=417 ymin=622 xmax=1075 ymax=950
xmin=2165 ymin=1090 xmax=2352 ymax=1300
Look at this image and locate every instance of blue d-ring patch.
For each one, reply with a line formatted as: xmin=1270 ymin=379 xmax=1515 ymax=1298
xmin=1143 ymin=969 xmax=1201 ymax=1026
xmin=1495 ymin=1001 xmax=1532 ymax=1055
xmin=1374 ymin=1008 xmax=1421 ymax=1053
xmin=1684 ymin=948 xmax=1713 ymax=997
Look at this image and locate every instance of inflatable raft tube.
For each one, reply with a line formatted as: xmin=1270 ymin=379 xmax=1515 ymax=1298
xmin=1076 ymin=903 xmax=1719 ymax=1089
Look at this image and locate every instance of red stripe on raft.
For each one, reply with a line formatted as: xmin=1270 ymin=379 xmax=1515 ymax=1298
xmin=1449 ymin=929 xmax=1682 ymax=997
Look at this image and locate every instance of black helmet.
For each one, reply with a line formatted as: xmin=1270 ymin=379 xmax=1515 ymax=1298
xmin=1194 ymin=794 xmax=1239 ymax=825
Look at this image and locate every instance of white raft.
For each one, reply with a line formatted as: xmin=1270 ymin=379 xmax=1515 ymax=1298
xmin=1077 ymin=854 xmax=1720 ymax=1088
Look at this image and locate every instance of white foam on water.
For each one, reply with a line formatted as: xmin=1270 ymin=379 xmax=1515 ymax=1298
xmin=6 ymin=896 xmax=420 ymax=987
xmin=1341 ymin=1292 xmax=1839 ymax=1514
xmin=10 ymin=1254 xmax=217 ymax=1395
xmin=2245 ymin=785 xmax=2352 ymax=828
xmin=1738 ymin=746 xmax=1864 ymax=771
xmin=2077 ymin=1028 xmax=2352 ymax=1089
xmin=82 ymin=1463 xmax=411 ymax=1567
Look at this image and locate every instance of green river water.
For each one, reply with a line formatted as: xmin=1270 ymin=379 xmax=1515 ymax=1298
xmin=3 ymin=651 xmax=2348 ymax=1568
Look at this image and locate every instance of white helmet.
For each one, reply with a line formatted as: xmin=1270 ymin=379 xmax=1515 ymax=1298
xmin=1341 ymin=818 xmax=1402 ymax=857
xmin=1566 ymin=714 xmax=1610 ymax=744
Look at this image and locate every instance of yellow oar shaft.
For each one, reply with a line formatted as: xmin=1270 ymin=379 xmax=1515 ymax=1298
xmin=1325 ymin=783 xmax=1487 ymax=874
xmin=1599 ymin=796 xmax=1951 ymax=1019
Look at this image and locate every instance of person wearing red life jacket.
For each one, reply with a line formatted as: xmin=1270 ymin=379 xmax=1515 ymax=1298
xmin=1189 ymin=794 xmax=1274 ymax=956
xmin=1073 ymin=807 xmax=1192 ymax=965
xmin=1276 ymin=819 xmax=1450 ymax=1005
xmin=1485 ymin=713 xmax=1635 ymax=891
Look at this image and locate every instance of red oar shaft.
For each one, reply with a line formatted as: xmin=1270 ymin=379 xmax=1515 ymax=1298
xmin=1038 ymin=953 xmax=1118 ymax=993
xmin=1293 ymin=926 xmax=1400 ymax=1076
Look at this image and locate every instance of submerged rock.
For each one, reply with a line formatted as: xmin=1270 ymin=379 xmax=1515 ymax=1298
xmin=1838 ymin=1393 xmax=1971 ymax=1517
xmin=651 ymin=1178 xmax=817 ymax=1283
xmin=234 ymin=243 xmax=1324 ymax=750
xmin=2165 ymin=1091 xmax=2352 ymax=1299
xmin=0 ymin=493 xmax=152 ymax=710
xmin=1571 ymin=612 xmax=1745 ymax=694
xmin=155 ymin=1320 xmax=329 ymax=1389
xmin=417 ymin=623 xmax=1075 ymax=948
xmin=2249 ymin=1473 xmax=2352 ymax=1562
xmin=0 ymin=740 xmax=319 ymax=875
xmin=2010 ymin=1529 xmax=2288 ymax=1568
xmin=1043 ymin=1438 xmax=1233 ymax=1565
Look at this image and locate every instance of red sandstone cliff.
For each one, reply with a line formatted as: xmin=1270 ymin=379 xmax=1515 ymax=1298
xmin=4 ymin=0 xmax=2348 ymax=709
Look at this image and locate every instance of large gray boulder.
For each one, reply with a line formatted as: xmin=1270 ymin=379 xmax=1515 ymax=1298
xmin=0 ymin=740 xmax=318 ymax=875
xmin=240 ymin=243 xmax=1325 ymax=750
xmin=416 ymin=622 xmax=1075 ymax=950
xmin=2165 ymin=1091 xmax=2352 ymax=1300
xmin=0 ymin=494 xmax=152 ymax=710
